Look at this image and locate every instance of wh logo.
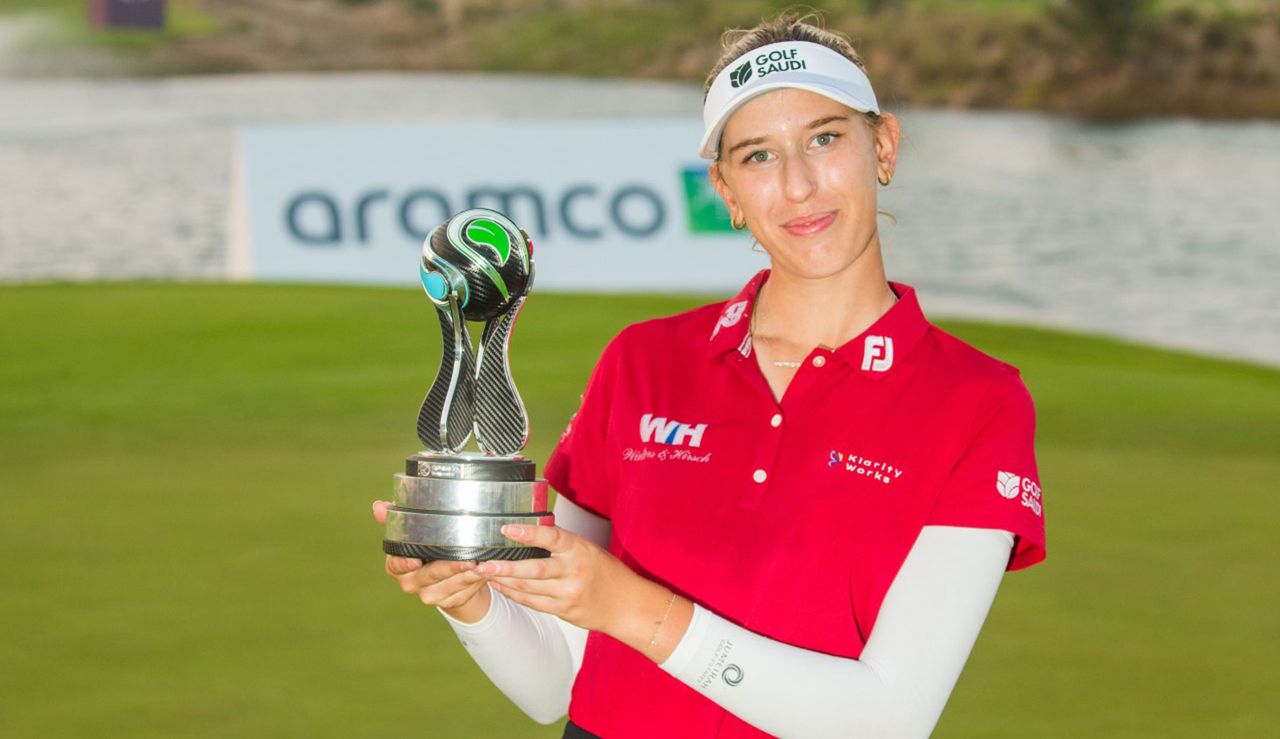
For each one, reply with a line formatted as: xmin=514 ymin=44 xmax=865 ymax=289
xmin=640 ymin=413 xmax=708 ymax=448
xmin=861 ymin=335 xmax=894 ymax=372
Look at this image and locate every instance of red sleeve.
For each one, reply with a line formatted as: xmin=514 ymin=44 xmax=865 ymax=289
xmin=544 ymin=332 xmax=625 ymax=520
xmin=925 ymin=372 xmax=1047 ymax=571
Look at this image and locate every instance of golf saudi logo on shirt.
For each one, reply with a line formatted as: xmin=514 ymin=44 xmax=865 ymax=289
xmin=681 ymin=167 xmax=735 ymax=233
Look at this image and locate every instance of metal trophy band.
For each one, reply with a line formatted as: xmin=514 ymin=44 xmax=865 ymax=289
xmin=381 ymin=208 xmax=553 ymax=562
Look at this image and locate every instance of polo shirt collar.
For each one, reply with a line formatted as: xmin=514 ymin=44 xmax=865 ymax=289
xmin=707 ymin=268 xmax=930 ymax=379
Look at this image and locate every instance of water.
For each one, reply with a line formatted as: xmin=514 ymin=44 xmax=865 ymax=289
xmin=881 ymin=109 xmax=1280 ymax=366
xmin=0 ymin=73 xmax=1276 ymax=366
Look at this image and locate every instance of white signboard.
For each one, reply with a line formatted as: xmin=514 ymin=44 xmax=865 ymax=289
xmin=232 ymin=119 xmax=766 ymax=292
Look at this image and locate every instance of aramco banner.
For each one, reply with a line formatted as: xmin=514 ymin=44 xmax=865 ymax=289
xmin=231 ymin=120 xmax=767 ymax=292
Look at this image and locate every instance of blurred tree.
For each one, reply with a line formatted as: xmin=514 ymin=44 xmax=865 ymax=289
xmin=864 ymin=0 xmax=905 ymax=14
xmin=1051 ymin=0 xmax=1154 ymax=55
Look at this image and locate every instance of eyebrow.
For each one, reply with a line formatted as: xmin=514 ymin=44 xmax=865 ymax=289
xmin=726 ymin=136 xmax=766 ymax=156
xmin=724 ymin=115 xmax=854 ymax=156
xmin=806 ymin=115 xmax=851 ymax=129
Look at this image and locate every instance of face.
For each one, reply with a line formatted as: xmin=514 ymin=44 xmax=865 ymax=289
xmin=710 ymin=88 xmax=900 ymax=281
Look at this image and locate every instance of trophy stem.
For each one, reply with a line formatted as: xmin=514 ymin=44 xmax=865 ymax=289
xmin=474 ymin=292 xmax=531 ymax=456
xmin=417 ymin=293 xmax=476 ymax=452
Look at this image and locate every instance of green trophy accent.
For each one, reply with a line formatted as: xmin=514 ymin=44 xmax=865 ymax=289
xmin=452 ymin=218 xmax=512 ymax=301
xmin=467 ymin=219 xmax=512 ymax=265
xmin=681 ymin=167 xmax=736 ymax=233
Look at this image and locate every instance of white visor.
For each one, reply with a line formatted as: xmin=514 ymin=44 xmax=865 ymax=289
xmin=700 ymin=40 xmax=880 ymax=159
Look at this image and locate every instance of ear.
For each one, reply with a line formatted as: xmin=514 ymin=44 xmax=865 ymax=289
xmin=709 ymin=162 xmax=743 ymax=224
xmin=873 ymin=112 xmax=901 ymax=184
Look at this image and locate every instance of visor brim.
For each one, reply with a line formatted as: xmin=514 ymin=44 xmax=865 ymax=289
xmin=699 ymin=79 xmax=879 ymax=160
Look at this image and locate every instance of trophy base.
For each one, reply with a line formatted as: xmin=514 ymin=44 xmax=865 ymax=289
xmin=382 ymin=452 xmax=553 ymax=564
xmin=382 ymin=541 xmax=551 ymax=562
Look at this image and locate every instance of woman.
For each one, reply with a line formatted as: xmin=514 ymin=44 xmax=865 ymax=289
xmin=373 ymin=14 xmax=1046 ymax=739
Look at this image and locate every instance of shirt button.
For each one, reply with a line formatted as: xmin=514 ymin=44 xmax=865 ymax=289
xmin=812 ymin=355 xmax=827 ymax=368
xmin=752 ymin=469 xmax=768 ymax=483
xmin=770 ymin=413 xmax=782 ymax=428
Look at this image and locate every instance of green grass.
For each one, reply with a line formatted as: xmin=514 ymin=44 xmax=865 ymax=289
xmin=1 ymin=282 xmax=1277 ymax=737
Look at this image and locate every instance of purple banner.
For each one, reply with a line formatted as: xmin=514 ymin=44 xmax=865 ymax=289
xmin=89 ymin=0 xmax=166 ymax=30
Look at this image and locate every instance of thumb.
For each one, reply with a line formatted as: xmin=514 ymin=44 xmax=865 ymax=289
xmin=372 ymin=500 xmax=390 ymax=525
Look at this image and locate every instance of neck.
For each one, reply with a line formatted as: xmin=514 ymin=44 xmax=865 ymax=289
xmin=753 ymin=240 xmax=897 ymax=352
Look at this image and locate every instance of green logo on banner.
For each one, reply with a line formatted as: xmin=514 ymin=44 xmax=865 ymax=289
xmin=680 ymin=167 xmax=735 ymax=233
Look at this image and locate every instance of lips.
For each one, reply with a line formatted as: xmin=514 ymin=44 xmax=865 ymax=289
xmin=782 ymin=211 xmax=836 ymax=236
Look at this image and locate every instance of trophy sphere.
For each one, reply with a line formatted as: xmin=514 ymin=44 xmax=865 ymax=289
xmin=423 ymin=208 xmax=532 ymax=321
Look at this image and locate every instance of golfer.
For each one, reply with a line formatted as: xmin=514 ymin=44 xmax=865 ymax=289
xmin=373 ymin=14 xmax=1047 ymax=739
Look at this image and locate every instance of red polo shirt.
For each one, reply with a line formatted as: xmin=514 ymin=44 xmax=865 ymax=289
xmin=545 ymin=269 xmax=1046 ymax=739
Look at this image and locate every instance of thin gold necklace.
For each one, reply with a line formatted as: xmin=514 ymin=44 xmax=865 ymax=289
xmin=750 ymin=294 xmax=803 ymax=368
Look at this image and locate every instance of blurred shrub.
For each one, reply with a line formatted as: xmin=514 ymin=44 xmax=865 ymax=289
xmin=1050 ymin=0 xmax=1154 ymax=54
xmin=863 ymin=0 xmax=906 ymax=13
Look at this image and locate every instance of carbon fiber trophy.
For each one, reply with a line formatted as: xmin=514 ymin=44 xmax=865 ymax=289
xmin=381 ymin=208 xmax=552 ymax=562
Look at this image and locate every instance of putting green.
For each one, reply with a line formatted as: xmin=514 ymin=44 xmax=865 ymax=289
xmin=1 ymin=283 xmax=1276 ymax=738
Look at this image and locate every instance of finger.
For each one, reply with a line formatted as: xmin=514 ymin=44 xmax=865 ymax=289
xmin=408 ymin=561 xmax=481 ymax=587
xmin=475 ymin=556 xmax=560 ymax=580
xmin=432 ymin=579 xmax=488 ymax=610
xmin=384 ymin=554 xmax=425 ymax=577
xmin=397 ymin=565 xmax=478 ymax=596
xmin=397 ymin=558 xmax=474 ymax=584
xmin=490 ymin=581 xmax=560 ymax=615
xmin=501 ymin=523 xmax=572 ymax=553
xmin=486 ymin=574 xmax=562 ymax=599
xmin=372 ymin=500 xmax=390 ymax=525
xmin=415 ymin=568 xmax=485 ymax=604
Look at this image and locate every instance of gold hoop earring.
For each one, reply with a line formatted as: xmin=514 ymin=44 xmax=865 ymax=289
xmin=878 ymin=172 xmax=892 ymax=187
xmin=732 ymin=216 xmax=747 ymax=231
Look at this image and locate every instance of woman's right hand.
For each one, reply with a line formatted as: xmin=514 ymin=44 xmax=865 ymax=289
xmin=372 ymin=500 xmax=493 ymax=624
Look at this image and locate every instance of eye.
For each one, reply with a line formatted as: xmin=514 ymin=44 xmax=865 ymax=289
xmin=812 ymin=131 xmax=840 ymax=147
xmin=743 ymin=150 xmax=770 ymax=165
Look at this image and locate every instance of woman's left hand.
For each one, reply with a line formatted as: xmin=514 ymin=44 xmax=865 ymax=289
xmin=476 ymin=524 xmax=640 ymax=635
xmin=482 ymin=523 xmax=696 ymax=663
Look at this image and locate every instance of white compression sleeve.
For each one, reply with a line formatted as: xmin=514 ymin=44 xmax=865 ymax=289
xmin=658 ymin=526 xmax=1015 ymax=739
xmin=435 ymin=495 xmax=603 ymax=724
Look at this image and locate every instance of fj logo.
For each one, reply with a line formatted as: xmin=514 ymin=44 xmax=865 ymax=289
xmin=640 ymin=413 xmax=708 ymax=448
xmin=861 ymin=335 xmax=894 ymax=372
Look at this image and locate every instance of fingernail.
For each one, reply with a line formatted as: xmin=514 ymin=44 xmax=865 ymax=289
xmin=478 ymin=562 xmax=497 ymax=574
xmin=503 ymin=525 xmax=523 ymax=537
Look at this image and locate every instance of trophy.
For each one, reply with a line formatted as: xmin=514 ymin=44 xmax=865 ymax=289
xmin=382 ymin=208 xmax=553 ymax=562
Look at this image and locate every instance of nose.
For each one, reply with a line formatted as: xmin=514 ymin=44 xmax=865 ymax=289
xmin=780 ymin=151 xmax=816 ymax=203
